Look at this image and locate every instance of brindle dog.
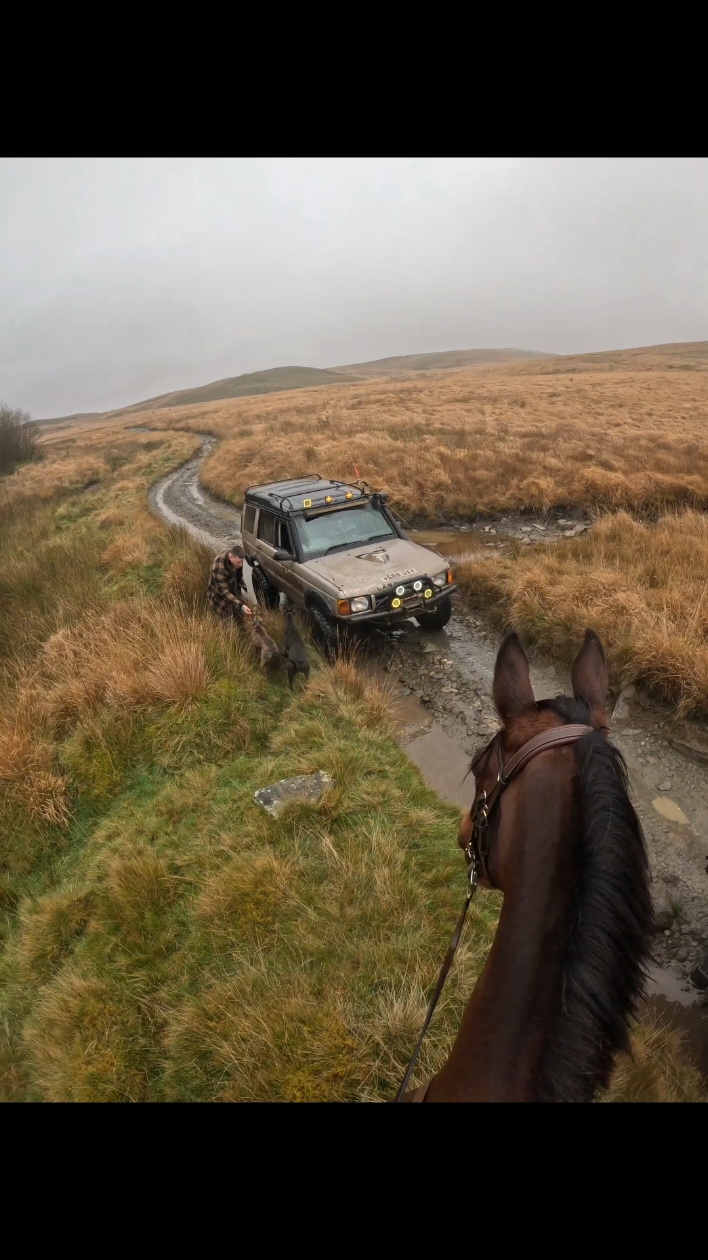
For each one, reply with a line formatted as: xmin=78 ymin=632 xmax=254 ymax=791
xmin=251 ymin=618 xmax=282 ymax=671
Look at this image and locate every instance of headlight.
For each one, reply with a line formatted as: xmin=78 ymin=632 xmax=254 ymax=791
xmin=350 ymin=596 xmax=370 ymax=613
xmin=432 ymin=571 xmax=447 ymax=587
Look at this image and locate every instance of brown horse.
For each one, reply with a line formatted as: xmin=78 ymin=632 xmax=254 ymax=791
xmin=402 ymin=628 xmax=653 ymax=1103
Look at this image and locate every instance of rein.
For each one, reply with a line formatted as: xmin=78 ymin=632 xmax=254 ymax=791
xmin=394 ymin=722 xmax=593 ymax=1103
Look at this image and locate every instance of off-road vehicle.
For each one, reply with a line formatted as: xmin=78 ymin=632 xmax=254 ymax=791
xmin=241 ymin=476 xmax=456 ymax=650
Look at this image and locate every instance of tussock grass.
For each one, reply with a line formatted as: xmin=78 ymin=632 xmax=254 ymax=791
xmin=601 ymin=1018 xmax=706 ymax=1103
xmin=129 ymin=352 xmax=708 ymax=517
xmin=457 ymin=509 xmax=708 ymax=714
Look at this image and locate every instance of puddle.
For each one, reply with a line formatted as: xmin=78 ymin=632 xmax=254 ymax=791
xmin=652 ymin=797 xmax=689 ymax=824
xmin=408 ymin=529 xmax=467 ymax=551
xmin=646 ymin=963 xmax=701 ymax=1007
xmin=403 ymin=726 xmax=472 ymax=811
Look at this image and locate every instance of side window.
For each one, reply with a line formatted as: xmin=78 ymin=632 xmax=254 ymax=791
xmin=257 ymin=510 xmax=276 ymax=546
xmin=242 ymin=504 xmax=255 ymax=535
xmin=276 ymin=521 xmax=292 ymax=553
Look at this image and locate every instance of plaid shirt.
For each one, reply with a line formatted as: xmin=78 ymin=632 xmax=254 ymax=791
xmin=207 ymin=551 xmax=248 ymax=614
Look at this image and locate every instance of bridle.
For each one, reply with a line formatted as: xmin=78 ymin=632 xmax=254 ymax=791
xmin=394 ymin=721 xmax=593 ymax=1103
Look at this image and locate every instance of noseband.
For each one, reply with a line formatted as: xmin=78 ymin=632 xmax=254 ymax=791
xmin=395 ymin=720 xmax=593 ymax=1103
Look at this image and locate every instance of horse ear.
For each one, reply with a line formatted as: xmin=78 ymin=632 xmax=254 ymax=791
xmin=571 ymin=629 xmax=609 ymax=713
xmin=493 ymin=632 xmax=535 ymax=721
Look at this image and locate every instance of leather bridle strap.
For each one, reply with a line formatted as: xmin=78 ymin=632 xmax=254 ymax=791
xmin=396 ymin=720 xmax=594 ymax=1104
xmin=500 ymin=723 xmax=595 ymax=781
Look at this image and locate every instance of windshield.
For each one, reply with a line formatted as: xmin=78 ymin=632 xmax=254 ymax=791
xmin=294 ymin=504 xmax=396 ymax=559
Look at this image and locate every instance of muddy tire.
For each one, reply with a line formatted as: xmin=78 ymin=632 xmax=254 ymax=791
xmin=308 ymin=604 xmax=341 ymax=660
xmin=415 ymin=596 xmax=452 ymax=631
xmin=252 ymin=566 xmax=281 ymax=610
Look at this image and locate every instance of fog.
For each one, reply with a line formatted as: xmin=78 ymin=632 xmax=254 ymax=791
xmin=1 ymin=158 xmax=706 ymax=417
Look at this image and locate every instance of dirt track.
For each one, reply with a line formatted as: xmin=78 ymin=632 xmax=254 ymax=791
xmin=149 ymin=435 xmax=708 ymax=1067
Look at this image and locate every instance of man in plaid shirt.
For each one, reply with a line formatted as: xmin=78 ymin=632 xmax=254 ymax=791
xmin=207 ymin=543 xmax=253 ymax=621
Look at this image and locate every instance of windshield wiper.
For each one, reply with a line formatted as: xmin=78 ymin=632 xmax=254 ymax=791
xmin=320 ymin=533 xmax=394 ymax=556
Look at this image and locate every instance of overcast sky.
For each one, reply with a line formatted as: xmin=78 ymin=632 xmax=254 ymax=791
xmin=2 ymin=157 xmax=707 ymax=418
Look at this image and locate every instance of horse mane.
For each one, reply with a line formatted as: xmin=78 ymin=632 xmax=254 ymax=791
xmin=532 ymin=696 xmax=653 ymax=1103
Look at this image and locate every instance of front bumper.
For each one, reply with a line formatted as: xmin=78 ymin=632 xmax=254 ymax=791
xmin=334 ymin=583 xmax=457 ymax=624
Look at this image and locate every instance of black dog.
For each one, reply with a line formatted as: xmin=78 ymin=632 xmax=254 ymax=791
xmin=282 ymin=608 xmax=311 ymax=690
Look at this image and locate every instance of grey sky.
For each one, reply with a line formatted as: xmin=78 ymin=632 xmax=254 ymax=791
xmin=2 ymin=157 xmax=707 ymax=418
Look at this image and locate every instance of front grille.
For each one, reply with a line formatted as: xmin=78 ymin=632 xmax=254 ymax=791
xmin=374 ymin=577 xmax=434 ymax=613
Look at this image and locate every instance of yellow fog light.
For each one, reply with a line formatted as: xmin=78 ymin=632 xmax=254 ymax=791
xmin=325 ymin=495 xmax=333 ymax=503
xmin=391 ymin=597 xmax=402 ymax=609
xmin=424 ymin=588 xmax=433 ymax=599
xmin=303 ymin=498 xmax=312 ymax=508
xmin=345 ymin=491 xmax=353 ymax=499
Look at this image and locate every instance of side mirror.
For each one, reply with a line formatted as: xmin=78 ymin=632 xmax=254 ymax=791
xmin=272 ymin=549 xmax=293 ymax=562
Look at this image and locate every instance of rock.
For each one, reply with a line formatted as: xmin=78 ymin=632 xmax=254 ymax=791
xmin=651 ymin=880 xmax=674 ymax=931
xmin=657 ymin=780 xmax=672 ymax=792
xmin=611 ymin=684 xmax=635 ymax=721
xmin=677 ymin=947 xmax=689 ymax=962
xmin=401 ymin=688 xmax=412 ymax=696
xmin=521 ymin=537 xmax=531 ymax=545
xmin=423 ymin=644 xmax=437 ymax=655
xmin=420 ymin=695 xmax=431 ymax=704
xmin=668 ymin=738 xmax=708 ymax=768
xmin=520 ymin=526 xmax=532 ymax=533
xmin=254 ymin=771 xmax=334 ymax=819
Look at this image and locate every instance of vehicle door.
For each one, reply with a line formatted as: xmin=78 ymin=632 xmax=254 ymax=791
xmin=256 ymin=510 xmax=296 ymax=599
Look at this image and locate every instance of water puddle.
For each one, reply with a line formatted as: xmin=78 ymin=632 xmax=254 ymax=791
xmin=403 ymin=726 xmax=472 ymax=811
xmin=652 ymin=797 xmax=689 ymax=824
xmin=646 ymin=964 xmax=701 ymax=1007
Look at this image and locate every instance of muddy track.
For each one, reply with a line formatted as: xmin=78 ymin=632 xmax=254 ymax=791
xmin=149 ymin=435 xmax=708 ymax=1065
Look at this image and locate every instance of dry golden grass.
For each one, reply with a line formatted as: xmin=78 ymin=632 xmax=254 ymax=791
xmin=457 ymin=509 xmax=708 ymax=713
xmin=124 ymin=349 xmax=708 ymax=517
xmin=602 ymin=1017 xmax=706 ymax=1103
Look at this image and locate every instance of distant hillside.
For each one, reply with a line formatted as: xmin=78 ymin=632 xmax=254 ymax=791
xmin=34 ymin=412 xmax=101 ymax=429
xmin=334 ymin=347 xmax=555 ymax=377
xmin=39 ymin=347 xmax=556 ymax=423
xmin=122 ymin=365 xmax=359 ymax=414
xmin=512 ymin=341 xmax=708 ymax=375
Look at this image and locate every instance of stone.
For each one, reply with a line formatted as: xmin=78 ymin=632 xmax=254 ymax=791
xmin=611 ymin=684 xmax=635 ymax=721
xmin=668 ymin=738 xmax=708 ymax=768
xmin=651 ymin=880 xmax=674 ymax=932
xmin=657 ymin=780 xmax=672 ymax=792
xmin=254 ymin=771 xmax=334 ymax=819
xmin=423 ymin=644 xmax=437 ymax=655
xmin=520 ymin=526 xmax=532 ymax=533
xmin=677 ymin=947 xmax=689 ymax=962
